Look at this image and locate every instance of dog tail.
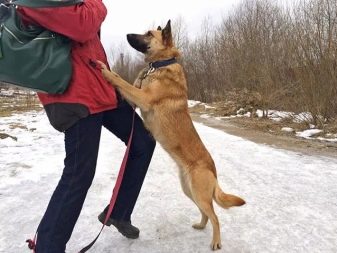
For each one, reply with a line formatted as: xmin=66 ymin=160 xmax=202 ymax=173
xmin=213 ymin=183 xmax=245 ymax=209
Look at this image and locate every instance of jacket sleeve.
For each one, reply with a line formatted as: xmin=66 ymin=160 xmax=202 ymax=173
xmin=19 ymin=0 xmax=107 ymax=43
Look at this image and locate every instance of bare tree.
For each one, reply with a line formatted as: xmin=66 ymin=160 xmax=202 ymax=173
xmin=105 ymin=0 xmax=337 ymax=123
xmin=291 ymin=0 xmax=337 ymax=124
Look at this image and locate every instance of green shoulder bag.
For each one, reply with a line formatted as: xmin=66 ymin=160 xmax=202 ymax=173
xmin=0 ymin=0 xmax=83 ymax=94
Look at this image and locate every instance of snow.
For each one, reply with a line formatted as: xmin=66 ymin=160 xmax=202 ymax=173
xmin=188 ymin=100 xmax=202 ymax=107
xmin=0 ymin=88 xmax=36 ymax=97
xmin=317 ymin=137 xmax=337 ymax=142
xmin=200 ymin=114 xmax=211 ymax=119
xmin=0 ymin=90 xmax=14 ymax=97
xmin=187 ymin=100 xmax=215 ymax=109
xmin=1 ymin=111 xmax=337 ymax=253
xmin=281 ymin=127 xmax=294 ymax=133
xmin=296 ymin=129 xmax=323 ymax=139
xmin=296 ymin=130 xmax=337 ymax=142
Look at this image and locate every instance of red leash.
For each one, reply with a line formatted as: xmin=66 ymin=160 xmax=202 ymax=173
xmin=78 ymin=109 xmax=136 ymax=253
xmin=27 ymin=109 xmax=136 ymax=253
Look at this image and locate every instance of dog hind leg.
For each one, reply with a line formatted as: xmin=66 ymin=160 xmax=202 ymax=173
xmin=194 ymin=198 xmax=221 ymax=250
xmin=178 ymin=170 xmax=208 ymax=229
xmin=190 ymin=170 xmax=222 ymax=250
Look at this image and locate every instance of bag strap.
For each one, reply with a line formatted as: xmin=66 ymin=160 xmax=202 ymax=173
xmin=12 ymin=0 xmax=84 ymax=8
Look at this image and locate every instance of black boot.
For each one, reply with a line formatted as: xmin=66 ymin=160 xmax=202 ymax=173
xmin=98 ymin=208 xmax=140 ymax=239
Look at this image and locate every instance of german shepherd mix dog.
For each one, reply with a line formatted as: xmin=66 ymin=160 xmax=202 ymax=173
xmin=98 ymin=20 xmax=245 ymax=250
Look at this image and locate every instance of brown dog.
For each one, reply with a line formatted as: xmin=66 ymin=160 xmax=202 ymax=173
xmin=98 ymin=20 xmax=245 ymax=250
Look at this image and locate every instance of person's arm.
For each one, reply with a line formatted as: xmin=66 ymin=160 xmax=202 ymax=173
xmin=19 ymin=0 xmax=107 ymax=43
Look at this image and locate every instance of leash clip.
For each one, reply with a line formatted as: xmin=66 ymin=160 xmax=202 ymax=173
xmin=146 ymin=66 xmax=155 ymax=75
xmin=142 ymin=66 xmax=155 ymax=80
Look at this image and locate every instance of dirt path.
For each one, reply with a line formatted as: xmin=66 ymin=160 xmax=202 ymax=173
xmin=191 ymin=113 xmax=337 ymax=159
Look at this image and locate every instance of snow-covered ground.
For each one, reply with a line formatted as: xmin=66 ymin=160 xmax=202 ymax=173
xmin=1 ymin=111 xmax=337 ymax=253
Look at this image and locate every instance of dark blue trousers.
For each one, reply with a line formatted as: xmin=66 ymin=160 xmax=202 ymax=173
xmin=35 ymin=102 xmax=156 ymax=253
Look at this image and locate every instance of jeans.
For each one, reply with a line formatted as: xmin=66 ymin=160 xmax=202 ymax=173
xmin=35 ymin=102 xmax=156 ymax=253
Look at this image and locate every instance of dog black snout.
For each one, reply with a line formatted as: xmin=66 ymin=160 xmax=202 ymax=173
xmin=126 ymin=34 xmax=148 ymax=53
xmin=126 ymin=34 xmax=134 ymax=42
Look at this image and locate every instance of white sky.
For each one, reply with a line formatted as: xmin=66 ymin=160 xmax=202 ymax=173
xmin=100 ymin=0 xmax=294 ymax=57
xmin=100 ymin=0 xmax=239 ymax=52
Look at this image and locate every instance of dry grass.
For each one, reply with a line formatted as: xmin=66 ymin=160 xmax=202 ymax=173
xmin=324 ymin=119 xmax=337 ymax=133
xmin=0 ymin=94 xmax=41 ymax=117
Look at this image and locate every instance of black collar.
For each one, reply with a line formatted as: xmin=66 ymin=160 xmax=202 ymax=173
xmin=149 ymin=58 xmax=177 ymax=69
xmin=140 ymin=57 xmax=177 ymax=81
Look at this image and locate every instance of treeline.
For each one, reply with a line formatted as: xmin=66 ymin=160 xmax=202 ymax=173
xmin=109 ymin=0 xmax=337 ymax=124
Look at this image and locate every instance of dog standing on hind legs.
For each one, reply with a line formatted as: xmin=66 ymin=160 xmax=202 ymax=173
xmin=97 ymin=20 xmax=245 ymax=250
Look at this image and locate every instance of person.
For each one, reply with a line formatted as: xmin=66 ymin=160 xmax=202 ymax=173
xmin=18 ymin=0 xmax=156 ymax=252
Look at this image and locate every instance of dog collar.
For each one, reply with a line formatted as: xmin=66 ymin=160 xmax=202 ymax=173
xmin=149 ymin=57 xmax=177 ymax=69
xmin=142 ymin=57 xmax=177 ymax=80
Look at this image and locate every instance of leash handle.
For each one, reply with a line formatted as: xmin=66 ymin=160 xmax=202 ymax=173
xmin=78 ymin=108 xmax=136 ymax=253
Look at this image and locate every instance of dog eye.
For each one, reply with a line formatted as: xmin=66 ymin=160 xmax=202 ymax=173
xmin=146 ymin=31 xmax=153 ymax=37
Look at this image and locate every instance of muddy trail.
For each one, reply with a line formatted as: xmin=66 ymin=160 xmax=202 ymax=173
xmin=191 ymin=113 xmax=337 ymax=159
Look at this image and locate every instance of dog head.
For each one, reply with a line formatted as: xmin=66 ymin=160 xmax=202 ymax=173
xmin=126 ymin=20 xmax=180 ymax=62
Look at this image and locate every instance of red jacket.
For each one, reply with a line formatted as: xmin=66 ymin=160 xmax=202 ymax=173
xmin=19 ymin=0 xmax=118 ymax=116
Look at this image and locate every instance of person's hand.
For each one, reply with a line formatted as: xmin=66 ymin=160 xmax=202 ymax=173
xmin=96 ymin=60 xmax=121 ymax=86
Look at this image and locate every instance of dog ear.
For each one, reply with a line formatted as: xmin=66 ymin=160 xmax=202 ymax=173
xmin=162 ymin=20 xmax=173 ymax=47
xmin=157 ymin=26 xmax=162 ymax=31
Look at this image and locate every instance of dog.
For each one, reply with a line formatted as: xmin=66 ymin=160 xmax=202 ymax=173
xmin=97 ymin=20 xmax=245 ymax=250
